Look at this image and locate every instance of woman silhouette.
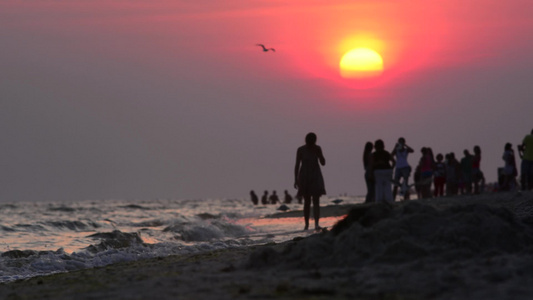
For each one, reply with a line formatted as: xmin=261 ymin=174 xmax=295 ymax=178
xmin=294 ymin=132 xmax=326 ymax=230
xmin=363 ymin=141 xmax=375 ymax=203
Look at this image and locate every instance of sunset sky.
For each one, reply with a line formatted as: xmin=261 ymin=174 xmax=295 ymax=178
xmin=1 ymin=0 xmax=532 ymax=202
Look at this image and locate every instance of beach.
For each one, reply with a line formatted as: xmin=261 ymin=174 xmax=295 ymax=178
xmin=2 ymin=191 xmax=533 ymax=300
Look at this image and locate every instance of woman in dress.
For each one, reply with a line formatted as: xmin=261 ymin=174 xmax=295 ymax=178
xmin=294 ymin=132 xmax=326 ymax=230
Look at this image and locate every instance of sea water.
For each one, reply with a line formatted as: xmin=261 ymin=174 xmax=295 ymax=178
xmin=0 ymin=196 xmax=362 ymax=283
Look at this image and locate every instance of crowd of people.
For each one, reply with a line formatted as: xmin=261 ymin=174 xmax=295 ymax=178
xmin=248 ymin=129 xmax=533 ymax=230
xmin=249 ymin=190 xmax=299 ymax=205
xmin=363 ymin=129 xmax=533 ymax=203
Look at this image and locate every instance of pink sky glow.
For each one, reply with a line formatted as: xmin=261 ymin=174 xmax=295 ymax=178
xmin=1 ymin=0 xmax=532 ymax=202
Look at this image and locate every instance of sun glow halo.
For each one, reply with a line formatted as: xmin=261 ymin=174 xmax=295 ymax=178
xmin=340 ymin=48 xmax=384 ymax=78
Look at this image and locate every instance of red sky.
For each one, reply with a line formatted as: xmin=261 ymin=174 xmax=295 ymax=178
xmin=1 ymin=0 xmax=532 ymax=201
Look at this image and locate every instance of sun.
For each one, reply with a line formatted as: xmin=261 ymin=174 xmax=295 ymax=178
xmin=339 ymin=48 xmax=384 ymax=78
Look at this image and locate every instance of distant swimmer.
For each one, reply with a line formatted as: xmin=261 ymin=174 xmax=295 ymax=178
xmin=256 ymin=44 xmax=275 ymax=52
xmin=261 ymin=191 xmax=269 ymax=205
xmin=284 ymin=190 xmax=293 ymax=204
xmin=250 ymin=190 xmax=259 ymax=205
xmin=269 ymin=190 xmax=280 ymax=204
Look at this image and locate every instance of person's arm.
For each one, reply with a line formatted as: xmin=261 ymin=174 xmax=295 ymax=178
xmin=389 ymin=153 xmax=396 ymax=169
xmin=405 ymin=144 xmax=414 ymax=153
xmin=317 ymin=146 xmax=326 ymax=166
xmin=294 ymin=149 xmax=302 ymax=189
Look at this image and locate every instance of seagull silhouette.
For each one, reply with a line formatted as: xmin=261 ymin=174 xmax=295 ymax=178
xmin=256 ymin=44 xmax=275 ymax=52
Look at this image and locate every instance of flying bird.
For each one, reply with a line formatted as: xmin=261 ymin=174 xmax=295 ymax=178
xmin=256 ymin=44 xmax=275 ymax=52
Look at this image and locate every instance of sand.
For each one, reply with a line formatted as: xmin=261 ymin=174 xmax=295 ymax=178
xmin=2 ymin=191 xmax=533 ymax=300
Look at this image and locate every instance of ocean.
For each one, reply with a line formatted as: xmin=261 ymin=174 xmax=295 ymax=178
xmin=0 ymin=196 xmax=361 ymax=283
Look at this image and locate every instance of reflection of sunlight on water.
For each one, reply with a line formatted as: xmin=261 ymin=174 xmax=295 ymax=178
xmin=0 ymin=198 xmax=363 ymax=283
xmin=2 ymin=231 xmax=93 ymax=254
xmin=0 ymin=197 xmax=361 ymax=254
xmin=237 ymin=216 xmax=346 ymax=243
xmin=139 ymin=234 xmax=158 ymax=245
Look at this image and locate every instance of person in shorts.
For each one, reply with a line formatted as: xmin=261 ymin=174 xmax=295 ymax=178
xmin=391 ymin=137 xmax=414 ymax=200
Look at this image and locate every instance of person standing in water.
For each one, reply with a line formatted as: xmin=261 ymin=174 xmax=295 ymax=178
xmin=269 ymin=190 xmax=280 ymax=204
xmin=283 ymin=190 xmax=293 ymax=204
xmin=294 ymin=132 xmax=326 ymax=230
xmin=250 ymin=190 xmax=259 ymax=205
xmin=261 ymin=191 xmax=269 ymax=205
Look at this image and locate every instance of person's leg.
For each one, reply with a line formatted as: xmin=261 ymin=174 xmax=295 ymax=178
xmin=474 ymin=170 xmax=481 ymax=194
xmin=392 ymin=168 xmax=400 ymax=200
xmin=527 ymin=161 xmax=533 ymax=190
xmin=504 ymin=175 xmax=510 ymax=191
xmin=312 ymin=195 xmax=320 ymax=229
xmin=365 ymin=171 xmax=375 ymax=203
xmin=521 ymin=160 xmax=527 ymax=191
xmin=402 ymin=167 xmax=411 ymax=200
xmin=384 ymin=169 xmax=394 ymax=203
xmin=303 ymin=195 xmax=311 ymax=230
xmin=421 ymin=174 xmax=431 ymax=199
xmin=374 ymin=170 xmax=382 ymax=203
xmin=501 ymin=173 xmax=508 ymax=191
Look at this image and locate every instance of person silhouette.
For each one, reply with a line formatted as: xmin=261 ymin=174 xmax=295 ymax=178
xmin=417 ymin=147 xmax=435 ymax=199
xmin=363 ymin=142 xmax=375 ymax=203
xmin=391 ymin=137 xmax=414 ymax=201
xmin=369 ymin=139 xmax=395 ymax=203
xmin=433 ymin=153 xmax=446 ymax=197
xmin=294 ymin=132 xmax=326 ymax=230
xmin=460 ymin=150 xmax=473 ymax=195
xmin=269 ymin=190 xmax=280 ymax=204
xmin=283 ymin=190 xmax=293 ymax=204
xmin=250 ymin=190 xmax=259 ymax=205
xmin=518 ymin=129 xmax=533 ymax=190
xmin=445 ymin=152 xmax=460 ymax=196
xmin=502 ymin=143 xmax=518 ymax=191
xmin=261 ymin=190 xmax=269 ymax=205
xmin=472 ymin=145 xmax=484 ymax=194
